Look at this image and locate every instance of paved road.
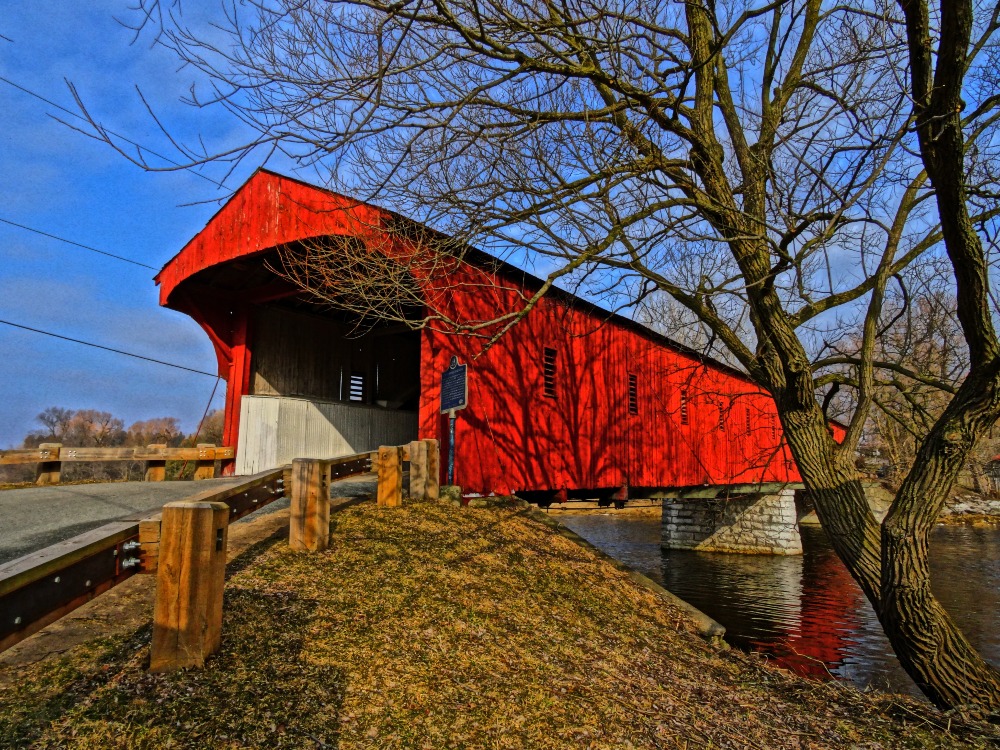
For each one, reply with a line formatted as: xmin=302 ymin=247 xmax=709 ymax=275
xmin=0 ymin=476 xmax=379 ymax=565
xmin=0 ymin=479 xmax=246 ymax=565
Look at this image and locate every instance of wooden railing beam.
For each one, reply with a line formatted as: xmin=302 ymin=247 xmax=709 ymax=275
xmin=408 ymin=440 xmax=428 ymax=501
xmin=34 ymin=443 xmax=61 ymax=486
xmin=376 ymin=445 xmax=403 ymax=508
xmin=144 ymin=444 xmax=167 ymax=482
xmin=424 ymin=439 xmax=441 ymax=501
xmin=194 ymin=444 xmax=217 ymax=481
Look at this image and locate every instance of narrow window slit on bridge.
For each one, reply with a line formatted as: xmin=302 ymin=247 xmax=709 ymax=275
xmin=628 ymin=373 xmax=638 ymax=415
xmin=718 ymin=406 xmax=725 ymax=431
xmin=680 ymin=389 xmax=689 ymax=425
xmin=349 ymin=372 xmax=366 ymax=402
xmin=543 ymin=347 xmax=557 ymax=398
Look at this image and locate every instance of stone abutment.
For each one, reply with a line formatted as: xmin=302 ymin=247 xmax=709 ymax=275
xmin=661 ymin=488 xmax=802 ymax=555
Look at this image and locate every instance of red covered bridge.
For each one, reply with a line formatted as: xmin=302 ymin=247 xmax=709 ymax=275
xmin=157 ymin=169 xmax=827 ymax=538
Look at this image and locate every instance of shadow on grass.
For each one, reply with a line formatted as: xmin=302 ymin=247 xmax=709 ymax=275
xmin=96 ymin=589 xmax=343 ymax=747
xmin=225 ymin=523 xmax=291 ymax=580
xmin=0 ymin=632 xmax=135 ymax=748
xmin=1 ymin=585 xmax=345 ymax=749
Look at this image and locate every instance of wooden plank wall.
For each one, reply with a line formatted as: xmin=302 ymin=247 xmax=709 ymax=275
xmin=417 ymin=260 xmax=825 ymax=495
xmin=251 ymin=307 xmax=353 ymax=401
xmin=158 ymin=170 xmax=839 ymax=495
xmin=251 ymin=305 xmax=422 ymax=409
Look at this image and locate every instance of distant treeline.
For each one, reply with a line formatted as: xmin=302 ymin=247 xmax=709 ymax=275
xmin=1 ymin=407 xmax=224 ymax=484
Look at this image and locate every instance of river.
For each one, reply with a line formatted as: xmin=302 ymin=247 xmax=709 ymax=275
xmin=556 ymin=511 xmax=1000 ymax=698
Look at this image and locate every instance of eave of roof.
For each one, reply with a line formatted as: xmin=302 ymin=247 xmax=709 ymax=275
xmin=159 ymin=167 xmax=761 ymax=386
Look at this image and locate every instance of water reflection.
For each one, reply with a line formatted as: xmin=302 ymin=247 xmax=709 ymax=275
xmin=556 ymin=512 xmax=1000 ymax=697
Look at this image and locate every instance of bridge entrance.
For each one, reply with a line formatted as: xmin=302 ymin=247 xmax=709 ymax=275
xmin=235 ymin=301 xmax=421 ymax=473
xmin=161 ymin=237 xmax=424 ymax=475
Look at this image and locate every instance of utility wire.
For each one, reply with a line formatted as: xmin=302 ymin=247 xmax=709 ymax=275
xmin=0 ymin=318 xmax=217 ymax=377
xmin=0 ymin=75 xmax=225 ymax=188
xmin=0 ymin=217 xmax=158 ymax=270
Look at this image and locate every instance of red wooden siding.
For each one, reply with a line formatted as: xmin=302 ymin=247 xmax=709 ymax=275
xmin=417 ymin=277 xmax=806 ymax=495
xmin=158 ymin=169 xmax=834 ymax=493
xmin=156 ymin=170 xmax=392 ymax=307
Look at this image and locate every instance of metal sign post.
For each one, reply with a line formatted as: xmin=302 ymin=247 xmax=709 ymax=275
xmin=447 ymin=408 xmax=457 ymax=485
xmin=440 ymin=357 xmax=468 ymax=486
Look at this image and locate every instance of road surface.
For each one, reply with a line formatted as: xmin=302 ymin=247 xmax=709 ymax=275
xmin=0 ymin=476 xmax=376 ymax=565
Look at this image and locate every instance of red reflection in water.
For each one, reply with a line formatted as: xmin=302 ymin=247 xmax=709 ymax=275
xmin=748 ymin=535 xmax=865 ymax=679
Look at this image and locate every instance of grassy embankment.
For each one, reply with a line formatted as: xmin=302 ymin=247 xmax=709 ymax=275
xmin=0 ymin=498 xmax=996 ymax=749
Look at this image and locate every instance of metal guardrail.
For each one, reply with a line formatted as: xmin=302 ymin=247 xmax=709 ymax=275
xmin=0 ymin=449 xmax=382 ymax=654
xmin=329 ymin=453 xmax=375 ymax=480
xmin=0 ymin=522 xmax=142 ymax=651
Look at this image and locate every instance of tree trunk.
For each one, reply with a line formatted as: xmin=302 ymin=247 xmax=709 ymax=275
xmin=875 ymin=374 xmax=1000 ymax=711
xmin=880 ymin=518 xmax=1000 ymax=710
xmin=771 ymin=341 xmax=1000 ymax=712
xmin=788 ymin=409 xmax=1000 ymax=712
xmin=762 ymin=341 xmax=884 ymax=604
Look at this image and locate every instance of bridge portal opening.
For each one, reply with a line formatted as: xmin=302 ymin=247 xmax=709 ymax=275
xmin=231 ymin=267 xmax=425 ymax=471
xmin=237 ymin=299 xmax=422 ymax=473
xmin=170 ymin=239 xmax=424 ymax=474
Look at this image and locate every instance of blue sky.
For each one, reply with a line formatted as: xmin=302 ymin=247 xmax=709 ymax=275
xmin=0 ymin=2 xmax=578 ymax=448
xmin=0 ymin=3 xmax=284 ymax=447
xmin=0 ymin=3 xmax=918 ymax=449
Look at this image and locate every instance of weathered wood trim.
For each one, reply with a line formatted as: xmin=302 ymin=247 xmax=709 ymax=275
xmin=0 ymin=445 xmax=236 ymax=465
xmin=149 ymin=500 xmax=230 ymax=672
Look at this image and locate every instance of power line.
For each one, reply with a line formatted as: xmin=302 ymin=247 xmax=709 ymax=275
xmin=0 ymin=217 xmax=158 ymax=270
xmin=0 ymin=318 xmax=217 ymax=378
xmin=0 ymin=75 xmax=225 ymax=188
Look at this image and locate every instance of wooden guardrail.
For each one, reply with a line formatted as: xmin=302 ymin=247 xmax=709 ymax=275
xmin=0 ymin=439 xmax=440 ymax=669
xmin=0 ymin=443 xmax=236 ymax=485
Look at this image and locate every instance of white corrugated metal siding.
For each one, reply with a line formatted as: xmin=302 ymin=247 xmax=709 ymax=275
xmin=235 ymin=395 xmax=419 ymax=474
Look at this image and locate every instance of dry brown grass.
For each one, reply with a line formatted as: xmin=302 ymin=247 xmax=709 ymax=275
xmin=1 ymin=498 xmax=995 ymax=748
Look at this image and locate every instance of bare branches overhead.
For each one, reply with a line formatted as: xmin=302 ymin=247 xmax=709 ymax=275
xmin=88 ymin=0 xmax=1000 ymax=709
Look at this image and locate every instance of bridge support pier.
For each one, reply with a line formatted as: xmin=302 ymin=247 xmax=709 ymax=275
xmin=662 ymin=488 xmax=802 ymax=555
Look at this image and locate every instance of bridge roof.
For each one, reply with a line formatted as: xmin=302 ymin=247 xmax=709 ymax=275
xmin=157 ymin=168 xmax=762 ymax=386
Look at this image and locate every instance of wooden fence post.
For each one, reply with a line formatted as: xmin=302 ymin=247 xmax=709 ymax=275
xmin=408 ymin=440 xmax=428 ymax=501
xmin=423 ymin=439 xmax=440 ymax=501
xmin=377 ymin=445 xmax=403 ymax=508
xmin=194 ymin=444 xmax=216 ymax=481
xmin=35 ymin=443 xmax=61 ymax=486
xmin=289 ymin=459 xmax=330 ymax=552
xmin=145 ymin=444 xmax=167 ymax=482
xmin=150 ymin=500 xmax=229 ymax=672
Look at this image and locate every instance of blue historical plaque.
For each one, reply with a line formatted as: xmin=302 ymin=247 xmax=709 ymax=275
xmin=440 ymin=356 xmax=468 ymax=413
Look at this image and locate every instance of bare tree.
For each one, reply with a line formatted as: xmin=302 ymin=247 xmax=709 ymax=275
xmin=32 ymin=407 xmax=74 ymax=441
xmin=127 ymin=417 xmax=185 ymax=447
xmin=193 ymin=409 xmax=225 ymax=446
xmin=89 ymin=0 xmax=1000 ymax=709
xmin=636 ymin=291 xmax=749 ymax=370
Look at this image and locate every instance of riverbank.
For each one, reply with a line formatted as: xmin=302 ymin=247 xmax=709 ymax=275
xmin=939 ymin=491 xmax=1000 ymax=525
xmin=0 ymin=498 xmax=995 ymax=748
